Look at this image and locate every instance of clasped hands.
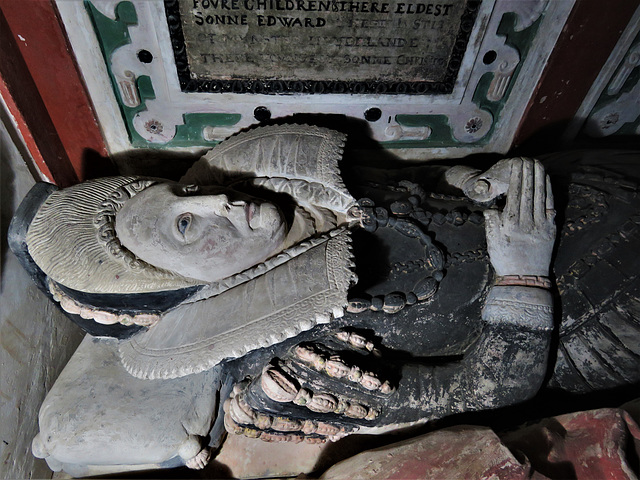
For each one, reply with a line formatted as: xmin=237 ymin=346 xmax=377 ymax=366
xmin=447 ymin=158 xmax=556 ymax=277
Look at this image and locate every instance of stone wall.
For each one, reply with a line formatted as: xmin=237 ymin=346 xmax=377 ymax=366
xmin=0 ymin=108 xmax=84 ymax=479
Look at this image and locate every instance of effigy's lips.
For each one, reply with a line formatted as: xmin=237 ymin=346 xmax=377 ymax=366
xmin=118 ymin=230 xmax=356 ymax=380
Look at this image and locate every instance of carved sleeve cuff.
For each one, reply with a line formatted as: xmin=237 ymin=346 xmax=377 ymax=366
xmin=482 ymin=286 xmax=553 ymax=331
xmin=495 ymin=275 xmax=551 ymax=289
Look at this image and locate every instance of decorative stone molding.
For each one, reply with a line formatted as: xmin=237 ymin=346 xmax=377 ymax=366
xmin=58 ymin=0 xmax=574 ymax=157
xmin=566 ymin=6 xmax=640 ymax=140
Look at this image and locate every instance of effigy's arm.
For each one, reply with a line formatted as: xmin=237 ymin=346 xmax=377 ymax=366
xmin=415 ymin=158 xmax=556 ymax=416
xmin=220 ymin=159 xmax=557 ymax=441
xmin=404 ymin=284 xmax=553 ymax=420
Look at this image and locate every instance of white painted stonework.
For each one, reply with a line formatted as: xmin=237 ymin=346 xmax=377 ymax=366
xmin=56 ymin=0 xmax=574 ymax=159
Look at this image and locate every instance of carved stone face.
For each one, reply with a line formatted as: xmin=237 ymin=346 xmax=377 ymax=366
xmin=115 ymin=183 xmax=287 ymax=282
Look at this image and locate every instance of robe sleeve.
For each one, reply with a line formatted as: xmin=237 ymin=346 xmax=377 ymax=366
xmin=400 ymin=285 xmax=553 ymax=419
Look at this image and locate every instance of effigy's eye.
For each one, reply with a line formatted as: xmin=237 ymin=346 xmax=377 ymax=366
xmin=177 ymin=213 xmax=192 ymax=236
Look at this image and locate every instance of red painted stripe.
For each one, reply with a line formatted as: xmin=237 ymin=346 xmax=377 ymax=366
xmin=0 ymin=0 xmax=109 ymax=185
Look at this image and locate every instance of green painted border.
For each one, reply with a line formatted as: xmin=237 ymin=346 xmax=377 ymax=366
xmin=587 ymin=31 xmax=640 ymax=137
xmin=383 ymin=12 xmax=543 ymax=149
xmin=85 ymin=1 xmax=240 ymax=148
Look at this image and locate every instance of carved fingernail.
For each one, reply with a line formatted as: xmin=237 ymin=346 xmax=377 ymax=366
xmin=307 ymin=393 xmax=338 ymax=413
xmin=294 ymin=388 xmax=312 ymax=406
xmin=326 ymin=356 xmax=349 ymax=378
xmin=344 ymin=403 xmax=368 ymax=419
xmin=360 ymin=372 xmax=382 ymax=391
xmin=261 ymin=365 xmax=299 ymax=402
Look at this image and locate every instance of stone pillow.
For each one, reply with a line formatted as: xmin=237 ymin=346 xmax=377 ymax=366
xmin=32 ymin=335 xmax=221 ymax=477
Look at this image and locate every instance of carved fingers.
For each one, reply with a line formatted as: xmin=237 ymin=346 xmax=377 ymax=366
xmin=179 ymin=435 xmax=211 ymax=470
xmin=502 ymin=159 xmax=553 ymax=233
xmin=484 ymin=158 xmax=556 ymax=277
xmin=185 ymin=448 xmax=211 ymax=470
xmin=446 ymin=159 xmax=513 ymax=203
xmin=223 ymin=378 xmax=352 ymax=444
xmin=223 ymin=331 xmax=394 ymax=443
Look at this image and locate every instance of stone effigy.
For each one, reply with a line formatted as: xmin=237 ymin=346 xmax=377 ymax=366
xmin=9 ymin=125 xmax=640 ymax=476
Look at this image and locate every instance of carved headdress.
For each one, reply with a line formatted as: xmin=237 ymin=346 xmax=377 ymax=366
xmin=12 ymin=125 xmax=358 ymax=376
xmin=26 ymin=177 xmax=200 ymax=294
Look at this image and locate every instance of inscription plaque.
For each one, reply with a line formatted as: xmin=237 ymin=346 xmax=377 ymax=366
xmin=165 ymin=0 xmax=479 ymax=94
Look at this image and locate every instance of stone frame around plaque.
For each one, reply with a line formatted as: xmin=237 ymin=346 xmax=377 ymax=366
xmin=58 ymin=0 xmax=574 ymax=158
xmin=565 ymin=5 xmax=640 ymax=141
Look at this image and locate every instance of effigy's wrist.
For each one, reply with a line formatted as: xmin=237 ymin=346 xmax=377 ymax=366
xmin=483 ymin=286 xmax=553 ymax=330
xmin=495 ymin=274 xmax=551 ymax=289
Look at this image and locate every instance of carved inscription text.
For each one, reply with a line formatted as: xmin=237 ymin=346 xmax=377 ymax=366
xmin=174 ymin=0 xmax=471 ymax=85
